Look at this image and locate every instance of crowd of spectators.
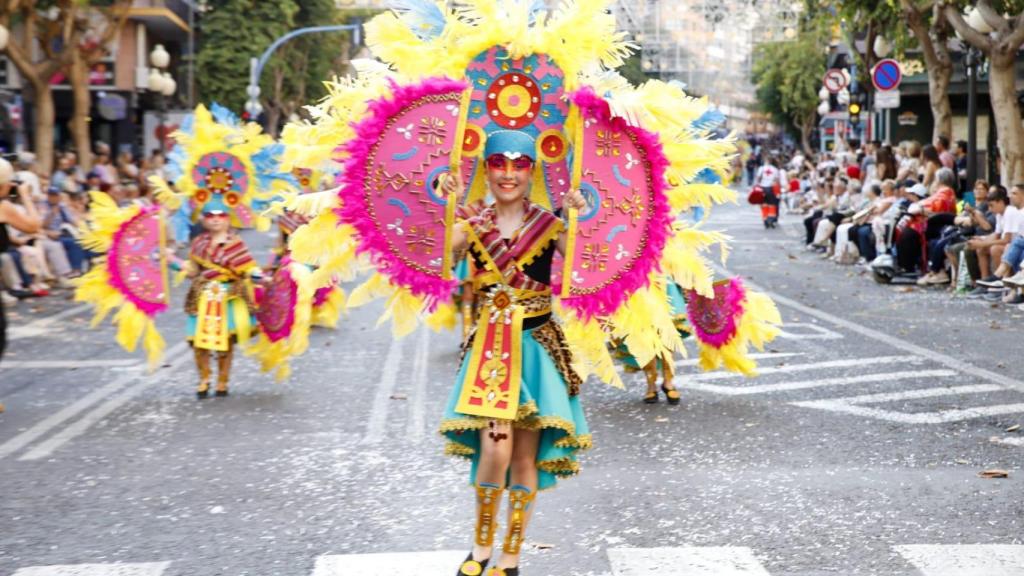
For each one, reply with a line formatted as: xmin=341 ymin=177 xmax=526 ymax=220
xmin=749 ymin=135 xmax=1024 ymax=309
xmin=0 ymin=144 xmax=170 ymax=311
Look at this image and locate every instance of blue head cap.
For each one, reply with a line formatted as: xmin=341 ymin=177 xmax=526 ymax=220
xmin=200 ymin=194 xmax=230 ymax=216
xmin=484 ymin=130 xmax=536 ymax=162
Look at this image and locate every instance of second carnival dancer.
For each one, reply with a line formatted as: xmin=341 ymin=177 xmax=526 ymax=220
xmin=180 ymin=198 xmax=261 ymax=399
xmin=440 ymin=131 xmax=589 ymax=576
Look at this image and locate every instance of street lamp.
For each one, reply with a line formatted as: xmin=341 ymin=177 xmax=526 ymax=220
xmin=149 ymin=45 xmax=175 ymax=153
xmin=962 ymin=12 xmax=991 ymax=191
xmin=873 ymin=36 xmax=892 ymax=59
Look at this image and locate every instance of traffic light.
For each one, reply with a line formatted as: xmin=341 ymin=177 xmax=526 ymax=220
xmin=848 ymin=101 xmax=861 ymax=125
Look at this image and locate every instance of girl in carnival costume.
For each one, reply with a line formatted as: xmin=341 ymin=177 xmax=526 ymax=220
xmin=181 ymin=202 xmax=261 ymax=398
xmin=151 ymin=104 xmax=301 ymax=396
xmin=440 ymin=131 xmax=589 ymax=575
xmin=277 ymin=2 xmax=782 ymax=574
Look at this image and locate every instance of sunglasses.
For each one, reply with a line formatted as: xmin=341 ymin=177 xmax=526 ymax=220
xmin=203 ymin=212 xmax=229 ymax=219
xmin=485 ymin=156 xmax=533 ymax=172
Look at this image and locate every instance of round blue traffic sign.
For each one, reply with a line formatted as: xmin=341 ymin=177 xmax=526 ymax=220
xmin=872 ymin=59 xmax=902 ymax=92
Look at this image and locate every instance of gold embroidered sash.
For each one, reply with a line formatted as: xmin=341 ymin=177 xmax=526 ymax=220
xmin=194 ymin=283 xmax=230 ymax=351
xmin=455 ymin=286 xmax=551 ymax=420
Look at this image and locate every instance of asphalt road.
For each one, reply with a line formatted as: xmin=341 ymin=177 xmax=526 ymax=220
xmin=1 ymin=202 xmax=1022 ymax=576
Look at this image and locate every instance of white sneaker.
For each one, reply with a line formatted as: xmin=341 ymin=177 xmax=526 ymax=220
xmin=917 ymin=272 xmax=934 ymax=286
xmin=1 ymin=291 xmax=16 ymax=307
xmin=1003 ymin=271 xmax=1024 ymax=288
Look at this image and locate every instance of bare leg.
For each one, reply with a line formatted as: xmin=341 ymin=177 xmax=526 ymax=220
xmin=495 ymin=427 xmax=540 ymax=570
xmin=979 ymin=247 xmax=991 ymax=279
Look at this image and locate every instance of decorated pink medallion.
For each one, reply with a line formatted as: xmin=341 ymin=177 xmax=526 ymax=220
xmin=108 ymin=206 xmax=168 ymax=317
xmin=338 ymin=77 xmax=468 ymax=309
xmin=257 ymin=266 xmax=299 ymax=343
xmin=560 ymin=88 xmax=672 ymax=319
xmin=686 ymin=278 xmax=746 ymax=349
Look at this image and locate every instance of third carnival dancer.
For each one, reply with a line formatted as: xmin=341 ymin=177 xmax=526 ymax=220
xmin=440 ymin=131 xmax=589 ymax=576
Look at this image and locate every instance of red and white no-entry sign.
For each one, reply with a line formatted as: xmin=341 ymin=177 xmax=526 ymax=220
xmin=823 ymin=68 xmax=848 ymax=94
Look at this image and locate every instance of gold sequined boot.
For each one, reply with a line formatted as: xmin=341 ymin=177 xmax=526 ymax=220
xmin=457 ymin=483 xmax=502 ymax=576
xmin=642 ymin=361 xmax=659 ymax=404
xmin=215 ymin=346 xmax=233 ymax=397
xmin=194 ymin=348 xmax=212 ymax=399
xmin=661 ymin=357 xmax=681 ymax=405
xmin=502 ymin=486 xmax=535 ymax=554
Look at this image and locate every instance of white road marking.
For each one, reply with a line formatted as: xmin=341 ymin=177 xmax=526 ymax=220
xmin=674 ymin=352 xmax=804 ymax=368
xmin=1 ymin=359 xmax=141 ymax=370
xmin=608 ymin=546 xmax=770 ymax=576
xmin=740 ymin=278 xmax=1024 ymax=394
xmin=991 ymin=436 xmax=1024 ymax=447
xmin=895 ymin=544 xmax=1024 ymax=576
xmin=406 ymin=328 xmax=431 ymax=443
xmin=12 ymin=561 xmax=171 ymax=576
xmin=361 ymin=335 xmax=405 ymax=444
xmin=687 ymin=356 xmax=917 ymax=382
xmin=311 ymin=551 xmax=466 ymax=576
xmin=0 ymin=339 xmax=181 ymax=461
xmin=19 ymin=343 xmax=192 ymax=461
xmin=683 ymin=369 xmax=957 ymax=396
xmin=792 ymin=384 xmax=1024 ymax=424
xmin=774 ymin=322 xmax=843 ymax=340
xmin=8 ymin=303 xmax=91 ymax=340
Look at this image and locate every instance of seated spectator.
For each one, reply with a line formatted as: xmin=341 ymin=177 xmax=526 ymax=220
xmin=853 ymin=179 xmax=899 ymax=264
xmin=872 ymin=179 xmax=917 ymax=260
xmin=42 ymin=187 xmax=86 ymax=276
xmin=0 ymin=161 xmax=46 ymax=304
xmin=894 ymin=169 xmax=958 ymax=274
xmin=804 ymin=178 xmax=842 ymax=247
xmin=963 ymin=186 xmax=1014 ymax=299
xmin=835 ymin=183 xmax=882 ymax=264
xmin=14 ymin=152 xmax=42 ymax=205
xmin=976 ymin=183 xmax=1024 ymax=301
xmin=944 ymin=181 xmax=997 ymax=288
xmin=811 ymin=178 xmax=863 ymax=254
xmin=918 ymin=179 xmax=996 ymax=285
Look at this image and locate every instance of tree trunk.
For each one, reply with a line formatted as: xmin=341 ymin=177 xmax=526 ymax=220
xmin=30 ymin=81 xmax=56 ymax=175
xmin=988 ymin=53 xmax=1024 ymax=184
xmin=927 ymin=60 xmax=953 ymax=142
xmin=799 ymin=115 xmax=814 ymax=156
xmin=68 ymin=52 xmax=93 ymax=171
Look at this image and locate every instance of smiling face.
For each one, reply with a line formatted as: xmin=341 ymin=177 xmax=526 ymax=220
xmin=202 ymin=211 xmax=230 ymax=234
xmin=485 ymin=154 xmax=533 ymax=204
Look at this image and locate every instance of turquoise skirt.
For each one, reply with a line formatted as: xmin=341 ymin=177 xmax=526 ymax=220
xmin=186 ymin=294 xmax=253 ymax=339
xmin=439 ymin=325 xmax=590 ymax=491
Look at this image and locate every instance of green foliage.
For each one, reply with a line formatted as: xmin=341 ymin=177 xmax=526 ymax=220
xmin=196 ymin=0 xmax=298 ymax=112
xmin=616 ymin=51 xmax=653 ymax=87
xmin=751 ymin=33 xmax=827 ymax=136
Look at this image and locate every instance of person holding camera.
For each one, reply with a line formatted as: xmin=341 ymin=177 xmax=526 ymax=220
xmin=0 ymin=157 xmax=43 ymax=365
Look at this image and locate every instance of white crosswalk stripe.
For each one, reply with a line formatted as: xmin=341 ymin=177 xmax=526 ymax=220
xmin=683 ymin=369 xmax=957 ymax=396
xmin=311 ymin=551 xmax=466 ymax=576
xmin=895 ymin=544 xmax=1024 ymax=576
xmin=793 ymin=384 xmax=1024 ymax=424
xmin=687 ymin=356 xmax=919 ymax=382
xmin=11 ymin=562 xmax=171 ymax=576
xmin=608 ymin=546 xmax=770 ymax=575
xmin=10 ymin=545 xmax=1024 ymax=575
